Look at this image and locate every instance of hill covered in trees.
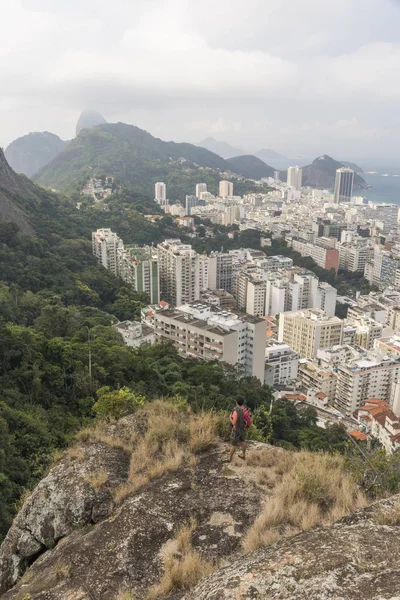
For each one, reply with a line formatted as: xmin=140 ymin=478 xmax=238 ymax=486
xmin=4 ymin=132 xmax=67 ymax=178
xmin=34 ymin=122 xmax=274 ymax=200
xmin=226 ymin=155 xmax=275 ymax=180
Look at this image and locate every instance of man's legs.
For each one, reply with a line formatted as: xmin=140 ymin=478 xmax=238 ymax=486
xmin=240 ymin=441 xmax=247 ymax=459
xmin=229 ymin=444 xmax=237 ymax=462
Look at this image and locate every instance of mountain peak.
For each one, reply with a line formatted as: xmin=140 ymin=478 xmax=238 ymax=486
xmin=76 ymin=110 xmax=107 ymax=136
xmin=5 ymin=131 xmax=66 ymax=177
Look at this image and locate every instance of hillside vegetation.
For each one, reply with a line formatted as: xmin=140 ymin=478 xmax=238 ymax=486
xmin=34 ymin=122 xmax=274 ymax=199
xmin=4 ymin=132 xmax=66 ymax=178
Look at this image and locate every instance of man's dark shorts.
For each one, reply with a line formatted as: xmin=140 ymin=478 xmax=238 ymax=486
xmin=231 ymin=428 xmax=246 ymax=446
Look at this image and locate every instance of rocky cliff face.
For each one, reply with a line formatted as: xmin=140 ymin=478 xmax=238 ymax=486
xmin=185 ymin=495 xmax=400 ymax=600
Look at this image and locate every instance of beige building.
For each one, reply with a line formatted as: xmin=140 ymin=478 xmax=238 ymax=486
xmin=219 ymin=180 xmax=234 ymax=198
xmin=298 ymin=360 xmax=337 ymax=404
xmin=278 ymin=309 xmax=343 ymax=359
xmin=154 ymin=302 xmax=266 ymax=382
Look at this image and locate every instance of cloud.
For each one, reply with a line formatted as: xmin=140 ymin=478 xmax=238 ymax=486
xmin=1 ymin=0 xmax=400 ymax=160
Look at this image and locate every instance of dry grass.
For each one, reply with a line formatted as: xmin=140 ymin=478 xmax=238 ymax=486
xmin=75 ymin=422 xmax=136 ymax=454
xmin=374 ymin=502 xmax=400 ymax=526
xmin=243 ymin=449 xmax=366 ymax=554
xmin=146 ymin=521 xmax=213 ymax=599
xmin=113 ymin=402 xmax=218 ymax=504
xmin=189 ymin=411 xmax=218 ymax=454
xmin=86 ymin=469 xmax=108 ymax=492
xmin=66 ymin=447 xmax=85 ymax=463
xmin=52 ymin=563 xmax=71 ymax=583
xmin=117 ymin=591 xmax=138 ymax=600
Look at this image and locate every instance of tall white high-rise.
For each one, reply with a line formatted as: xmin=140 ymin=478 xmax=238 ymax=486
xmin=157 ymin=239 xmax=200 ymax=306
xmin=92 ymin=228 xmax=123 ymax=276
xmin=219 ymin=180 xmax=233 ymax=198
xmin=196 ymin=183 xmax=207 ymax=198
xmin=333 ymin=168 xmax=354 ymax=203
xmin=287 ymin=166 xmax=303 ymax=191
xmin=154 ymin=182 xmax=167 ymax=206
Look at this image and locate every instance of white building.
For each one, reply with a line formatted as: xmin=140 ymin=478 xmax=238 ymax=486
xmin=334 ymin=350 xmax=400 ymax=416
xmin=157 ymin=239 xmax=200 ymax=307
xmin=154 ymin=302 xmax=267 ymax=382
xmin=278 ymin=309 xmax=343 ymax=359
xmin=113 ymin=321 xmax=154 ymax=348
xmin=92 ymin=228 xmax=123 ymax=275
xmin=314 ymin=282 xmax=337 ymax=318
xmin=155 ymin=182 xmax=168 ymax=207
xmin=333 ymin=168 xmax=354 ymax=204
xmin=264 ymin=341 xmax=299 ymax=387
xmin=196 ymin=183 xmax=208 ymax=198
xmin=338 ymin=241 xmax=374 ymax=273
xmin=287 ymin=166 xmax=303 ymax=191
xmin=219 ymin=180 xmax=234 ymax=198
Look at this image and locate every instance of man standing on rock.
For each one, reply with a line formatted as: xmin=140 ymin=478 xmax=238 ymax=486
xmin=224 ymin=399 xmax=251 ymax=462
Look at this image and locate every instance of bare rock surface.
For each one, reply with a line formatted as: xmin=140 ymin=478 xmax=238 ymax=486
xmin=185 ymin=495 xmax=400 ymax=600
xmin=0 ymin=417 xmax=265 ymax=599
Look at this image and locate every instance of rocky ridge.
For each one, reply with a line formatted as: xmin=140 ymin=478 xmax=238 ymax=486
xmin=0 ymin=408 xmax=399 ymax=600
xmin=0 ymin=414 xmax=265 ymax=599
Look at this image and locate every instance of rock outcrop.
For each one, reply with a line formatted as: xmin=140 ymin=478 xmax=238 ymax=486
xmin=1 ymin=408 xmax=399 ymax=600
xmin=0 ymin=416 xmax=265 ymax=599
xmin=185 ymin=495 xmax=400 ymax=600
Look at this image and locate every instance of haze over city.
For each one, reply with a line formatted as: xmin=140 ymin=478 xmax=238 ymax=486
xmin=2 ymin=0 xmax=400 ymax=163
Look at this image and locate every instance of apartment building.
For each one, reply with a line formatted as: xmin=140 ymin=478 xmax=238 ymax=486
xmin=154 ymin=302 xmax=266 ymax=382
xmin=92 ymin=228 xmax=123 ymax=275
xmin=219 ymin=180 xmax=234 ymax=198
xmin=118 ymin=246 xmax=160 ymax=304
xmin=208 ymin=252 xmax=233 ymax=292
xmin=357 ymin=399 xmax=400 ymax=455
xmin=157 ymin=239 xmax=200 ymax=306
xmin=335 ymin=351 xmax=400 ymax=416
xmin=365 ymin=248 xmax=399 ymax=288
xmin=343 ymin=315 xmax=383 ymax=350
xmin=292 ymin=239 xmax=340 ymax=273
xmin=298 ymin=360 xmax=337 ymax=404
xmin=264 ymin=341 xmax=299 ymax=387
xmin=235 ymin=269 xmax=267 ymax=317
xmin=265 ymin=272 xmax=337 ymax=317
xmin=278 ymin=309 xmax=343 ymax=359
xmin=337 ymin=241 xmax=374 ymax=273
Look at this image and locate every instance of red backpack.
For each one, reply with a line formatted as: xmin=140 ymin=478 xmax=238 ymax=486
xmin=242 ymin=406 xmax=252 ymax=429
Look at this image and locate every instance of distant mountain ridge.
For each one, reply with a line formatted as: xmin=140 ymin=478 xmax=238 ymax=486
xmin=5 ymin=132 xmax=66 ymax=177
xmin=226 ymin=155 xmax=274 ymax=180
xmin=34 ymin=123 xmax=276 ymax=197
xmin=198 ymin=137 xmax=244 ymax=159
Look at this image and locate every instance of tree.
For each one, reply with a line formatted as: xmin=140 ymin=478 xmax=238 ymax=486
xmin=93 ymin=387 xmax=146 ymax=421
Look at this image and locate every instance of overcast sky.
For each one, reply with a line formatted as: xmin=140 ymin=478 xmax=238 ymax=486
xmin=1 ymin=0 xmax=400 ymax=160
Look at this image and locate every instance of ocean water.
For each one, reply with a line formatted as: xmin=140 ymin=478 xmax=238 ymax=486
xmin=361 ymin=173 xmax=400 ymax=205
